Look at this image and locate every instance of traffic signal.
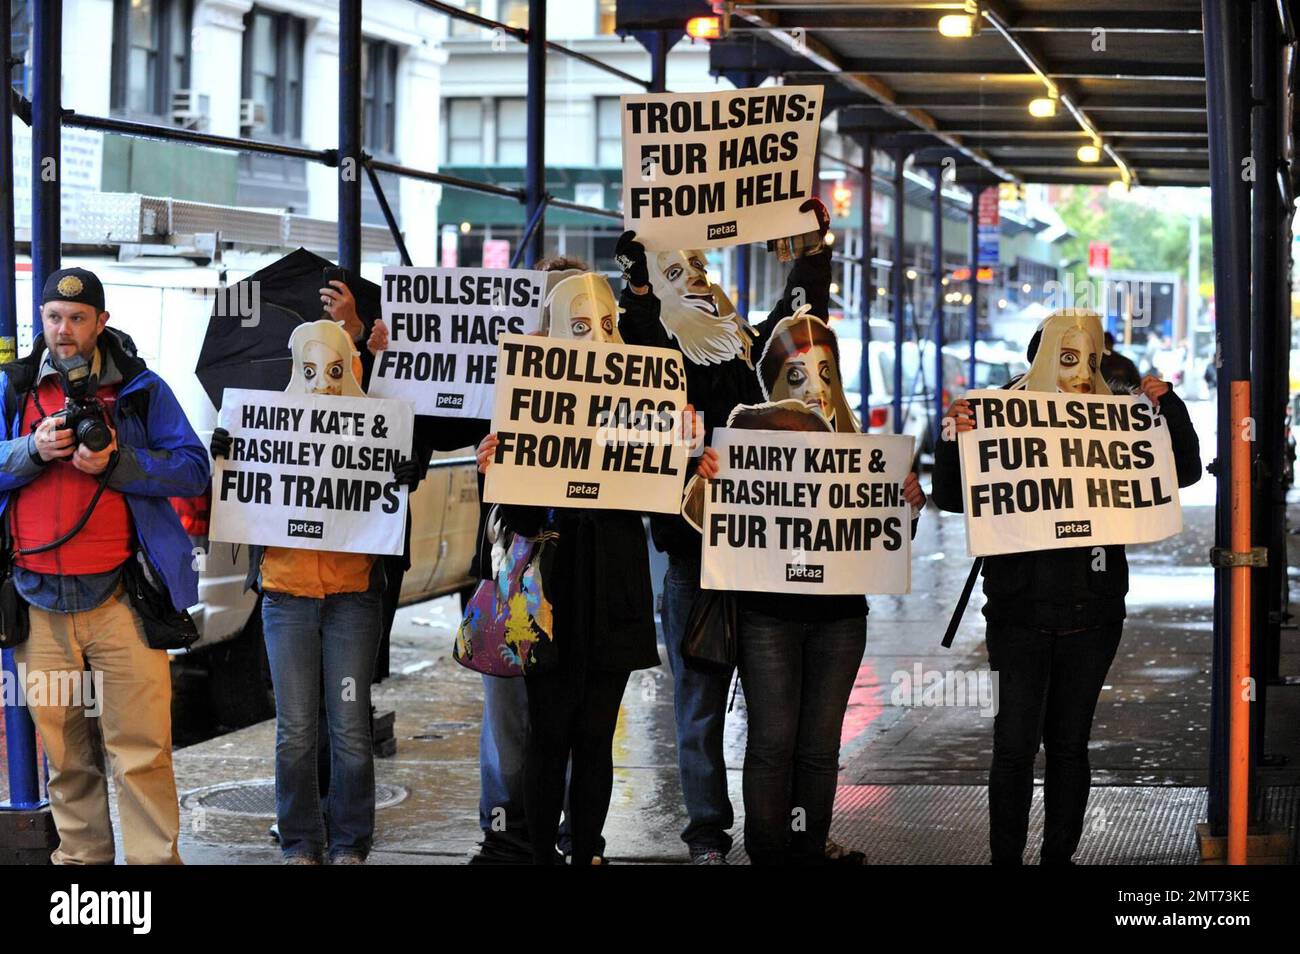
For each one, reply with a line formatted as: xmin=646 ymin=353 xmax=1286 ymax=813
xmin=832 ymin=182 xmax=852 ymax=218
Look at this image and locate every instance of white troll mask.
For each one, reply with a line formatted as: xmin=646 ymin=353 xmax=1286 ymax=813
xmin=647 ymin=249 xmax=753 ymax=366
xmin=287 ymin=319 xmax=365 ymax=397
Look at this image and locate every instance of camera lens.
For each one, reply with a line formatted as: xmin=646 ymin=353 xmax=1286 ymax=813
xmin=76 ymin=417 xmax=112 ymax=452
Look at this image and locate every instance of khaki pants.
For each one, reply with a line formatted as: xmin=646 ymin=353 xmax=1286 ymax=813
xmin=14 ymin=587 xmax=181 ymax=865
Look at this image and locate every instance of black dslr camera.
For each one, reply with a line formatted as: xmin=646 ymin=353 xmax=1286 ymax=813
xmin=52 ymin=354 xmax=113 ymax=452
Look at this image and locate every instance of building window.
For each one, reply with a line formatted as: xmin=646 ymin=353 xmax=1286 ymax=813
xmin=596 ymin=0 xmax=617 ymax=34
xmin=363 ymin=39 xmax=399 ymax=157
xmin=595 ymin=97 xmax=621 ymax=167
xmin=110 ymin=0 xmax=192 ymax=119
xmin=445 ymin=99 xmax=484 ymax=164
xmin=495 ymin=97 xmax=527 ymax=165
xmin=449 ymin=0 xmax=484 ymax=37
xmin=498 ymin=0 xmax=528 ymax=29
xmin=241 ymin=7 xmax=306 ymax=140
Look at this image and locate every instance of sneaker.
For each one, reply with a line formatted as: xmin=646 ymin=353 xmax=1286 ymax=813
xmin=823 ymin=838 xmax=867 ymax=865
xmin=690 ymin=849 xmax=728 ymax=866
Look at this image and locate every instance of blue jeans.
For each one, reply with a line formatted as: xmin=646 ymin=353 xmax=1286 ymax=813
xmin=662 ymin=556 xmax=735 ymax=853
xmin=262 ymin=587 xmax=381 ymax=861
xmin=479 ymin=673 xmax=529 ymax=842
xmin=736 ymin=609 xmax=865 ymax=865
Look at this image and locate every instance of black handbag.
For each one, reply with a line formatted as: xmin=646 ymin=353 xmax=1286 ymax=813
xmin=0 ymin=549 xmax=31 ymax=650
xmin=122 ymin=549 xmax=200 ymax=651
xmin=681 ymin=588 xmax=738 ymax=674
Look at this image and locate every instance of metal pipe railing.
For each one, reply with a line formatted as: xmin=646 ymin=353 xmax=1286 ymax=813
xmin=412 ymin=0 xmax=653 ymax=90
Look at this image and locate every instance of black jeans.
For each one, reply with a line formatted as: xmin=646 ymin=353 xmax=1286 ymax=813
xmin=523 ymin=666 xmax=630 ymax=865
xmin=985 ymin=621 xmax=1123 ymax=865
xmin=737 ymin=609 xmax=866 ymax=865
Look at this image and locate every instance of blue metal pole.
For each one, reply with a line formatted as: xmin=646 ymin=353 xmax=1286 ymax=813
xmin=4 ymin=0 xmax=59 ymax=811
xmin=931 ymin=168 xmax=944 ymax=445
xmin=29 ymin=0 xmax=58 ymax=338
xmin=0 ymin=0 xmax=16 ymax=363
xmin=648 ymin=30 xmax=669 ymax=94
xmin=858 ymin=134 xmax=874 ymax=402
xmin=968 ymin=192 xmax=979 ymax=389
xmin=523 ymin=0 xmax=547 ymax=266
xmin=2 ymin=651 xmax=41 ymax=808
xmin=1202 ymin=0 xmax=1252 ymax=837
xmin=337 ymin=0 xmax=362 ymax=274
xmin=891 ymin=149 xmax=906 ymax=434
xmin=735 ymin=243 xmax=750 ymax=323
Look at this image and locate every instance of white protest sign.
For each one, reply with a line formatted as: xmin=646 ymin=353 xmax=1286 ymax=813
xmin=956 ymin=389 xmax=1182 ymax=557
xmin=620 ymin=86 xmax=823 ymax=250
xmin=369 ymin=267 xmax=546 ymax=419
xmin=701 ymin=429 xmax=914 ymax=595
xmin=210 ymin=388 xmax=414 ymax=556
xmin=484 ymin=334 xmax=689 ymax=513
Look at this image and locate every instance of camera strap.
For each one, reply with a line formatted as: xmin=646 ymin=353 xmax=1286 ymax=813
xmin=11 ymin=388 xmax=122 ymax=557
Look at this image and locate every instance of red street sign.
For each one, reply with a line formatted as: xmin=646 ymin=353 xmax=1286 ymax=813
xmin=978 ymin=187 xmax=999 ymax=227
xmin=483 ymin=239 xmax=511 ymax=269
xmin=1088 ymin=241 xmax=1110 ymax=270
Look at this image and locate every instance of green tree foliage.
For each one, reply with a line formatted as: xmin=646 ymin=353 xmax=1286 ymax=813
xmin=1054 ymin=186 xmax=1211 ymax=290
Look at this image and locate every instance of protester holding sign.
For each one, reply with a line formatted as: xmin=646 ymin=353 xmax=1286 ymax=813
xmin=617 ymin=198 xmax=891 ymax=864
xmin=693 ymin=311 xmax=926 ymax=866
xmin=475 ymin=272 xmax=661 ymax=865
xmin=211 ymin=319 xmax=420 ymax=865
xmin=931 ymin=309 xmax=1202 ymax=865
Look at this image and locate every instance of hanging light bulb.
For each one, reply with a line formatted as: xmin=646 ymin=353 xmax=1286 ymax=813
xmin=1028 ymin=89 xmax=1058 ymax=119
xmin=1077 ymin=142 xmax=1101 ymax=164
xmin=938 ymin=1 xmax=981 ymax=38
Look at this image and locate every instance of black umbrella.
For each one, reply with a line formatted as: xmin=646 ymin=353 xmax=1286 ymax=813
xmin=195 ymin=247 xmax=380 ymax=409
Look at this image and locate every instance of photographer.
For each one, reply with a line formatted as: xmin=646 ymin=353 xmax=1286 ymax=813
xmin=0 ymin=267 xmax=209 ymax=865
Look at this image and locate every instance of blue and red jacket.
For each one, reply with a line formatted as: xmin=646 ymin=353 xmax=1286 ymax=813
xmin=0 ymin=330 xmax=210 ymax=611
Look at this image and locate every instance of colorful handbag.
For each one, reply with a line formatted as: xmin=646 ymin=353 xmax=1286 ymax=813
xmin=453 ymin=508 xmax=558 ymax=677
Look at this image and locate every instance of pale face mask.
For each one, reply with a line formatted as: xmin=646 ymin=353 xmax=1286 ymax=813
xmin=286 ymin=319 xmax=366 ymax=397
xmin=544 ymin=273 xmax=623 ymax=344
xmin=1057 ymin=327 xmax=1098 ymax=394
xmin=773 ymin=344 xmax=837 ymax=425
xmin=301 ymin=340 xmax=347 ymax=395
xmin=651 ymin=250 xmax=717 ymax=317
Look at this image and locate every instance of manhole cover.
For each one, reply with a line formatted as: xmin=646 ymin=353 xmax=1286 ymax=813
xmin=413 ymin=720 xmax=475 ymax=739
xmin=181 ymin=779 xmax=408 ymax=817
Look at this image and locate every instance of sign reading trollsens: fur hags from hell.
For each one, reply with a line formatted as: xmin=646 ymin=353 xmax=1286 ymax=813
xmin=620 ymin=86 xmax=823 ymax=250
xmin=701 ymin=429 xmax=915 ymax=595
xmin=483 ymin=334 xmax=690 ymax=513
xmin=957 ymin=389 xmax=1182 ymax=557
xmin=210 ymin=388 xmax=413 ymax=556
xmin=369 ymin=267 xmax=546 ymax=419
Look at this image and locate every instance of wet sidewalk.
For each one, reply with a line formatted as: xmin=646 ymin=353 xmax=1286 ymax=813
xmin=168 ymin=401 xmax=1298 ymax=864
xmin=7 ymin=400 xmax=1299 ymax=863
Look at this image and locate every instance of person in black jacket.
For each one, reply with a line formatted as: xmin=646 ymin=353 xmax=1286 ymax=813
xmin=931 ymin=310 xmax=1202 ymax=865
xmin=614 ymin=199 xmax=840 ymax=863
xmin=475 ymin=270 xmax=660 ymax=864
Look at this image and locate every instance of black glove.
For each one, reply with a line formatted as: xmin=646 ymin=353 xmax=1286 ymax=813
xmin=800 ymin=197 xmax=831 ymax=237
xmin=210 ymin=427 xmax=232 ymax=459
xmin=393 ymin=457 xmax=421 ymax=490
xmin=614 ymin=230 xmax=650 ymax=288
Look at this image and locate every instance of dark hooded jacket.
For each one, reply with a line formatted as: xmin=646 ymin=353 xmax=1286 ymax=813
xmin=931 ymin=385 xmax=1203 ymax=629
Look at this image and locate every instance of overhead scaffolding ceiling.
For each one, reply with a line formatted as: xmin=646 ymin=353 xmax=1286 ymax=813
xmin=711 ymin=0 xmax=1211 ymax=188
